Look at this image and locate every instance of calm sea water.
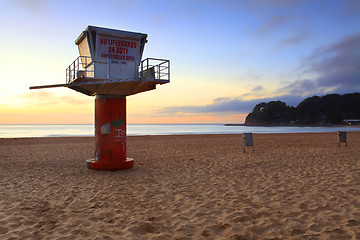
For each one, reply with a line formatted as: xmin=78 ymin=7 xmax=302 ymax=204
xmin=0 ymin=124 xmax=359 ymax=138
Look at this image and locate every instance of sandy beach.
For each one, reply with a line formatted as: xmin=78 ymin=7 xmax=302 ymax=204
xmin=0 ymin=132 xmax=359 ymax=239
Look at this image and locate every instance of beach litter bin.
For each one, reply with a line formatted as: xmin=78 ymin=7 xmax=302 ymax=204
xmin=338 ymin=131 xmax=347 ymax=147
xmin=243 ymin=132 xmax=254 ymax=153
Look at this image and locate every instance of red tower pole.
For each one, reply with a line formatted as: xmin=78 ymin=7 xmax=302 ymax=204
xmin=86 ymin=95 xmax=134 ymax=170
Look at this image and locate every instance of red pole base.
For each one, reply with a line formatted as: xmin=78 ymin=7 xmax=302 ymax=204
xmin=86 ymin=157 xmax=134 ymax=171
xmin=87 ymin=95 xmax=134 ymax=171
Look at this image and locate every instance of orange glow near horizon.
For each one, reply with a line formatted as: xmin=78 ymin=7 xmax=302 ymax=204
xmin=0 ymin=90 xmax=248 ymax=124
xmin=0 ymin=111 xmax=247 ymax=125
xmin=0 ymin=112 xmax=94 ymax=124
xmin=127 ymin=113 xmax=247 ymax=124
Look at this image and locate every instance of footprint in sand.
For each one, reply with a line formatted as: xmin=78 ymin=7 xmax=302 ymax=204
xmin=291 ymin=228 xmax=305 ymax=236
xmin=309 ymin=223 xmax=326 ymax=232
xmin=330 ymin=214 xmax=346 ymax=221
xmin=347 ymin=219 xmax=360 ymax=226
xmin=129 ymin=222 xmax=159 ymax=235
xmin=0 ymin=226 xmax=8 ymax=234
xmin=207 ymin=222 xmax=232 ymax=237
xmin=299 ymin=202 xmax=308 ymax=210
xmin=233 ymin=215 xmax=253 ymax=223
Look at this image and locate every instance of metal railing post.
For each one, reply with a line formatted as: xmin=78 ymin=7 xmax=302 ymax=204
xmin=73 ymin=61 xmax=75 ymax=81
xmin=107 ymin=57 xmax=110 ymax=79
xmin=147 ymin=58 xmax=149 ymax=76
xmin=157 ymin=62 xmax=160 ymax=79
xmin=168 ymin=60 xmax=170 ymax=81
xmin=76 ymin=57 xmax=79 ymax=76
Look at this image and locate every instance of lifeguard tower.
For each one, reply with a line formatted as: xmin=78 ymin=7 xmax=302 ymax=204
xmin=30 ymin=26 xmax=170 ymax=170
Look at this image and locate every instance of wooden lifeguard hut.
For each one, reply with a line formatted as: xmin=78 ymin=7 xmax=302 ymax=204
xmin=30 ymin=26 xmax=170 ymax=170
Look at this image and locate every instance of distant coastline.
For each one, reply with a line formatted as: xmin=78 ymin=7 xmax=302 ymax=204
xmin=225 ymin=123 xmax=360 ymax=127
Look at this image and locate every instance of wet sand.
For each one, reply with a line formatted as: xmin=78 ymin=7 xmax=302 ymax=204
xmin=0 ymin=132 xmax=359 ymax=239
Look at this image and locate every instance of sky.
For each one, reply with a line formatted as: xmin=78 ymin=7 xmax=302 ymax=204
xmin=0 ymin=0 xmax=359 ymax=124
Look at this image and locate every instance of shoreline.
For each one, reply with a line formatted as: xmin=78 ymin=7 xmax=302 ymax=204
xmin=225 ymin=123 xmax=360 ymax=127
xmin=1 ymin=124 xmax=360 ymax=139
xmin=2 ymin=128 xmax=360 ymax=140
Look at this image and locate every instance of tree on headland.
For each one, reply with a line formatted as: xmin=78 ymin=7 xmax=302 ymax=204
xmin=245 ymin=93 xmax=360 ymax=126
xmin=245 ymin=100 xmax=296 ymax=125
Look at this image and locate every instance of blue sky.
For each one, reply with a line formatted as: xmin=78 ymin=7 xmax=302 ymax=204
xmin=0 ymin=0 xmax=359 ymax=124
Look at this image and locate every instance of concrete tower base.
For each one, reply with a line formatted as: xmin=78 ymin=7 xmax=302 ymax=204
xmin=86 ymin=95 xmax=134 ymax=170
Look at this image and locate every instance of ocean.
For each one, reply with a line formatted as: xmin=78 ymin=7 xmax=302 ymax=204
xmin=0 ymin=124 xmax=359 ymax=138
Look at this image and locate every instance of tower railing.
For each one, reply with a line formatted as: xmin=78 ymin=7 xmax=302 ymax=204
xmin=66 ymin=56 xmax=94 ymax=83
xmin=66 ymin=57 xmax=170 ymax=83
xmin=140 ymin=58 xmax=170 ymax=82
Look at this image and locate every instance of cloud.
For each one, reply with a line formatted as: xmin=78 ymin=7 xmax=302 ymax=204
xmin=22 ymin=91 xmax=55 ymax=100
xmin=14 ymin=0 xmax=48 ymax=12
xmin=21 ymin=91 xmax=89 ymax=106
xmin=157 ymin=97 xmax=257 ymax=115
xmin=257 ymin=15 xmax=290 ymax=36
xmin=251 ymin=85 xmax=264 ymax=92
xmin=21 ymin=91 xmax=58 ymax=106
xmin=156 ymin=94 xmax=304 ymax=116
xmin=342 ymin=0 xmax=360 ymax=14
xmin=278 ymin=30 xmax=310 ymax=48
xmin=160 ymin=32 xmax=360 ymax=117
xmin=281 ymin=32 xmax=360 ymax=95
xmin=235 ymin=0 xmax=310 ymax=11
xmin=150 ymin=13 xmax=167 ymax=25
